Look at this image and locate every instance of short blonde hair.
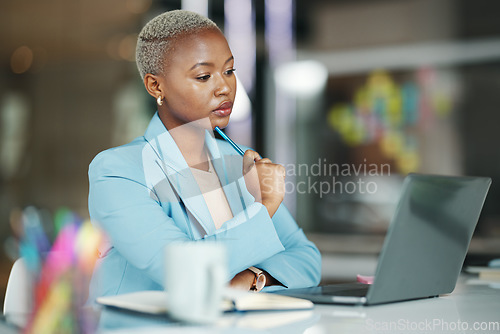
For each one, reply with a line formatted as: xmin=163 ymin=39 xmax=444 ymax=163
xmin=136 ymin=10 xmax=219 ymax=79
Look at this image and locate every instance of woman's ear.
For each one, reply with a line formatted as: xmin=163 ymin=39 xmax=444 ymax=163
xmin=143 ymin=73 xmax=163 ymax=99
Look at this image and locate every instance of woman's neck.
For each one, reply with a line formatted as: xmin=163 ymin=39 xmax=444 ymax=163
xmin=163 ymin=118 xmax=211 ymax=171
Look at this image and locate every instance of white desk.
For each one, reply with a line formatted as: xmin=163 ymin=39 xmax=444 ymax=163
xmin=307 ymin=278 xmax=500 ymax=333
xmin=2 ymin=274 xmax=498 ymax=333
xmin=92 ymin=274 xmax=500 ymax=334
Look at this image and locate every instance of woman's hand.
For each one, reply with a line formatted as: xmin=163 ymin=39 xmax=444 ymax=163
xmin=242 ymin=150 xmax=286 ymax=218
xmin=229 ymin=269 xmax=255 ymax=290
xmin=229 ymin=269 xmax=282 ymax=291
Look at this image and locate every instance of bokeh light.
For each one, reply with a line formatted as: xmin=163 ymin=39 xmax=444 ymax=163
xmin=125 ymin=0 xmax=152 ymax=14
xmin=327 ymin=68 xmax=458 ymax=174
xmin=11 ymin=46 xmax=34 ymax=74
xmin=118 ymin=34 xmax=137 ymax=62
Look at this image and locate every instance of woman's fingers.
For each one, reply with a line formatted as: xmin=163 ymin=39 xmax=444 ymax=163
xmin=256 ymin=158 xmax=272 ymax=164
xmin=241 ymin=149 xmax=287 ymax=216
xmin=256 ymin=160 xmax=285 ymax=178
xmin=256 ymin=163 xmax=286 ymax=217
xmin=244 ymin=149 xmax=261 ymax=161
xmin=243 ymin=149 xmax=260 ymax=175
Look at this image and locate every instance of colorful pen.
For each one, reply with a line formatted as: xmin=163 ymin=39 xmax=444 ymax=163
xmin=214 ymin=126 xmax=245 ymax=156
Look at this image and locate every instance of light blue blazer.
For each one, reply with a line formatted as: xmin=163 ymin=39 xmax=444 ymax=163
xmin=87 ymin=113 xmax=321 ymax=302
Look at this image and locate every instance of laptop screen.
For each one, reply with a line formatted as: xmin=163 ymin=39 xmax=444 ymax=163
xmin=367 ymin=174 xmax=491 ymax=305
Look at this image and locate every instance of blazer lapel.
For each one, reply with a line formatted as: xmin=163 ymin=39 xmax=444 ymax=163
xmin=205 ymin=131 xmax=255 ymax=216
xmin=144 ymin=114 xmax=215 ymax=237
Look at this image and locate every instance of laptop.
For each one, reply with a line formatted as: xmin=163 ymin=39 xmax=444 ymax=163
xmin=274 ymin=173 xmax=491 ymax=305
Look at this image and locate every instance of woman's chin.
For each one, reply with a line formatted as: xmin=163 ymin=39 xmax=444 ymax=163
xmin=211 ymin=116 xmax=230 ymax=130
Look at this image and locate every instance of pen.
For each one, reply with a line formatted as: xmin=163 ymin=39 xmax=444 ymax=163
xmin=214 ymin=126 xmax=245 ymax=156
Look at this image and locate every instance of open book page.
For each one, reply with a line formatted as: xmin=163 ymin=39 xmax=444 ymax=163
xmin=96 ymin=288 xmax=313 ymax=314
xmin=97 ymin=290 xmax=167 ymax=314
xmin=222 ymin=288 xmax=314 ymax=311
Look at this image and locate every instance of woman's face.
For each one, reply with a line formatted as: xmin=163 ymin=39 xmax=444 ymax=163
xmin=157 ymin=29 xmax=237 ymax=130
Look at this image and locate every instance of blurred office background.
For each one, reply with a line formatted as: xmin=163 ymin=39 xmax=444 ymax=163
xmin=1 ymin=0 xmax=500 ymax=304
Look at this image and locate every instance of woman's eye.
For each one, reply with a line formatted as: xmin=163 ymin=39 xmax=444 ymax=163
xmin=196 ymin=75 xmax=211 ymax=81
xmin=225 ymin=68 xmax=236 ymax=75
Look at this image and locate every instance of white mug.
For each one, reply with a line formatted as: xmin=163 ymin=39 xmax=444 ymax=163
xmin=164 ymin=242 xmax=227 ymax=324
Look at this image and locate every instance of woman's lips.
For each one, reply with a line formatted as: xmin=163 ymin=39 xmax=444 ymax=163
xmin=213 ymin=101 xmax=233 ymax=117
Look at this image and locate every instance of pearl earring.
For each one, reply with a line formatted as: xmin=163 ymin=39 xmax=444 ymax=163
xmin=157 ymin=96 xmax=163 ymax=106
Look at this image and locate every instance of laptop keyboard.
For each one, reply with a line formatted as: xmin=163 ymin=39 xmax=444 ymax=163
xmin=320 ymin=284 xmax=369 ymax=297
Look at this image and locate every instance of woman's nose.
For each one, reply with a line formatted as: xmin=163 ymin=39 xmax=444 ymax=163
xmin=214 ymin=75 xmax=232 ymax=96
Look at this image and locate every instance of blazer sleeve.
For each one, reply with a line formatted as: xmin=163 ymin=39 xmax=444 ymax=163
xmin=212 ymin=142 xmax=322 ymax=289
xmin=88 ymin=149 xmax=285 ymax=287
xmin=256 ymin=204 xmax=322 ymax=290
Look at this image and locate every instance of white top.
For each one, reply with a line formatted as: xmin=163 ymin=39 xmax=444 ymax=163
xmin=189 ymin=159 xmax=233 ymax=229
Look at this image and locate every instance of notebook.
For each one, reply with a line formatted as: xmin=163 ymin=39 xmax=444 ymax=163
xmin=274 ymin=173 xmax=491 ymax=305
xmin=96 ymin=288 xmax=313 ymax=314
